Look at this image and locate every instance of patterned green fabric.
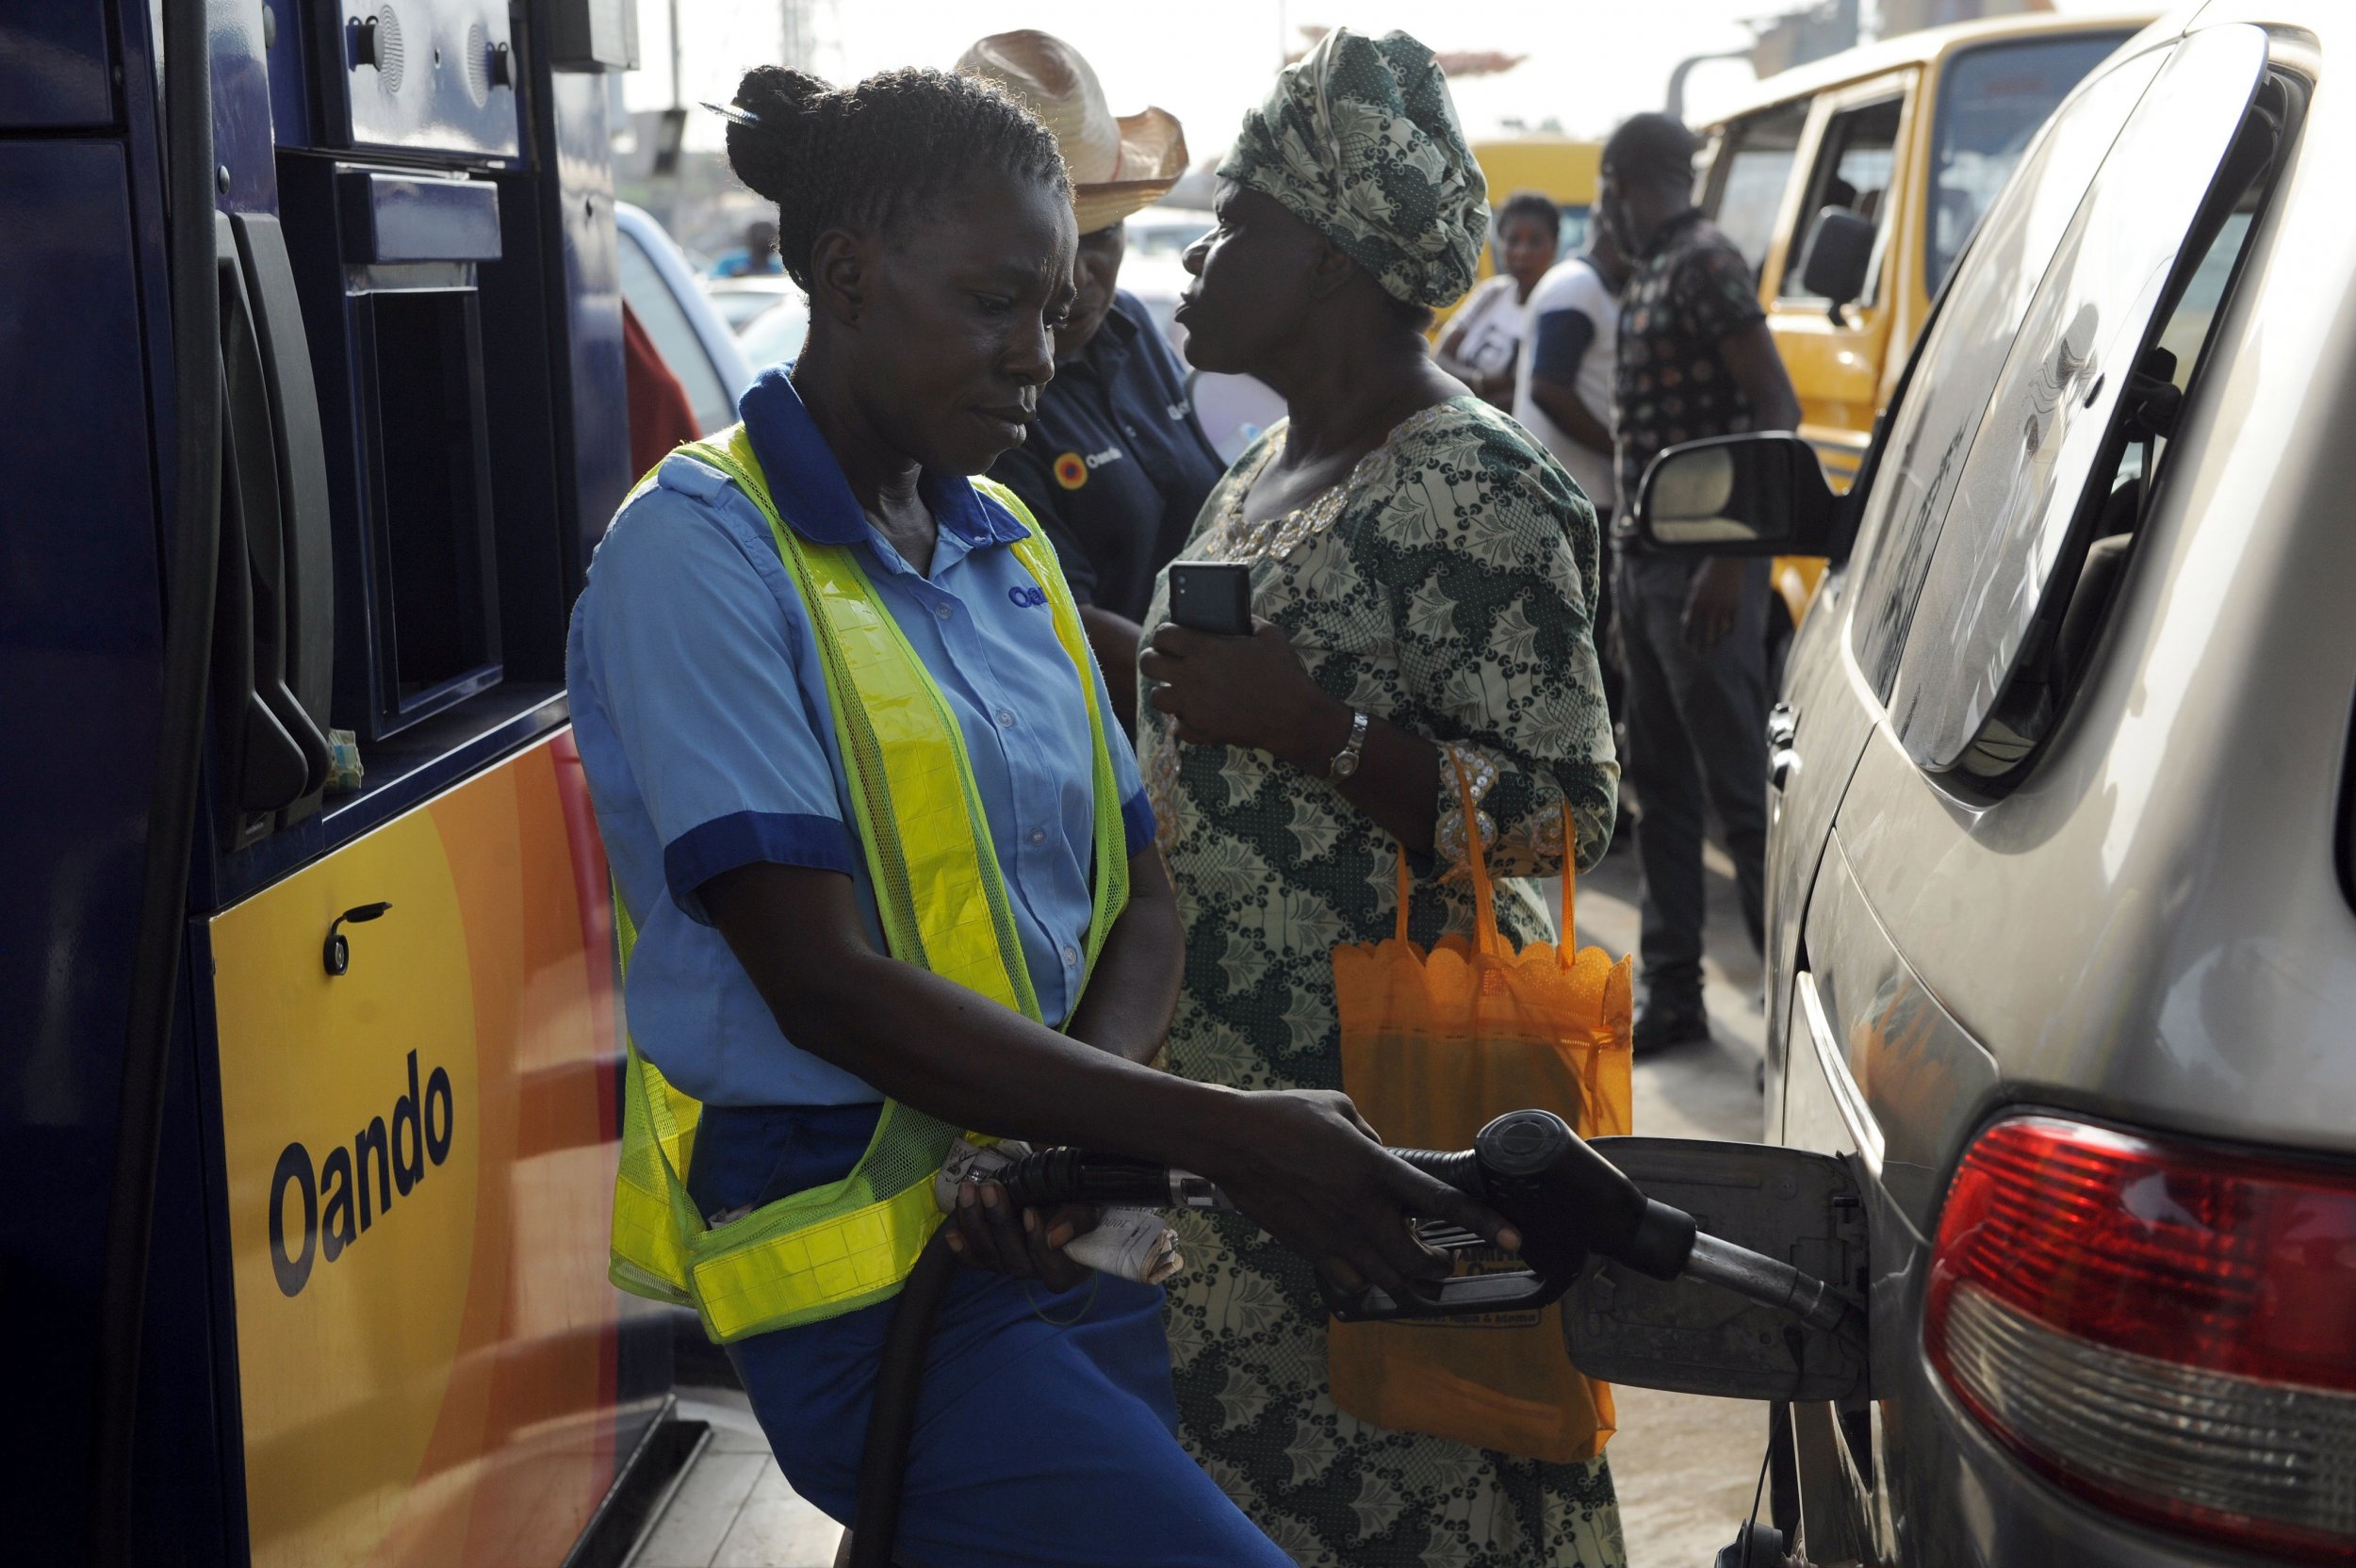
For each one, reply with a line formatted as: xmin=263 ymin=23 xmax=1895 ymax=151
xmin=1219 ymin=27 xmax=1488 ymax=310
xmin=1140 ymin=398 xmax=1623 ymax=1567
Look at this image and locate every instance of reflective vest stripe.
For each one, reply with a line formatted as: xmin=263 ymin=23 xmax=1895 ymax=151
xmin=603 ymin=431 xmax=1127 ymax=1342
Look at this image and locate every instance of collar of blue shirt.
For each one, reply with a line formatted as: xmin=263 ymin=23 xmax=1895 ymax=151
xmin=739 ymin=367 xmax=1033 ymax=550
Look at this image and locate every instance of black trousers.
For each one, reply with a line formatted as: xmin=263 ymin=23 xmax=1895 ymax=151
xmin=1614 ymin=551 xmax=1771 ymax=1004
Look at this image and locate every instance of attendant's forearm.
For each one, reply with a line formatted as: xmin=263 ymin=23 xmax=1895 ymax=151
xmin=711 ymin=869 xmax=1235 ymax=1167
xmin=1271 ymin=693 xmax=1442 ymax=853
xmin=1063 ymin=850 xmax=1182 ymax=1065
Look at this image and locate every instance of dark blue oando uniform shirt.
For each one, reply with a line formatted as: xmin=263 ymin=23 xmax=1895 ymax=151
xmin=990 ymin=291 xmax=1226 ymax=624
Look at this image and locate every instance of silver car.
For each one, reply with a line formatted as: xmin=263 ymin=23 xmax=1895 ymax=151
xmin=1618 ymin=4 xmax=2356 ymax=1562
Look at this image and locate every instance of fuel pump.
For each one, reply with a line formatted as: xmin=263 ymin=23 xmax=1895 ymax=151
xmin=18 ymin=0 xmax=676 ymax=1562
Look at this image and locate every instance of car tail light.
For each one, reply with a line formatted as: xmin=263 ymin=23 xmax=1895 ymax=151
xmin=1925 ymin=1114 xmax=2356 ymax=1561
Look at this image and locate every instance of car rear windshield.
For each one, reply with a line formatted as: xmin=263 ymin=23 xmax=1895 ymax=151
xmin=1928 ymin=32 xmax=2135 ymax=294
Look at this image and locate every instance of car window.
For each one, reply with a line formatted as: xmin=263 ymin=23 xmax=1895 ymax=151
xmin=1848 ymin=44 xmax=2168 ymax=701
xmin=1709 ymin=102 xmax=1809 ymax=280
xmin=1780 ymin=95 xmax=1902 ymax=302
xmin=616 ymin=230 xmax=734 ymax=434
xmin=1951 ymin=77 xmax=2288 ymax=781
xmin=1927 ymin=32 xmax=2137 ymax=296
xmin=1886 ymin=24 xmax=2269 ymax=774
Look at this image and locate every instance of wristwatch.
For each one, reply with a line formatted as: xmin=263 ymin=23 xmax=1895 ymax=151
xmin=1327 ymin=708 xmax=1370 ymax=780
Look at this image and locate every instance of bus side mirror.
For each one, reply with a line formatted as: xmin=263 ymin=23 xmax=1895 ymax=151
xmin=1798 ymin=207 xmax=1874 ymax=326
xmin=1629 ymin=433 xmax=1841 ymax=559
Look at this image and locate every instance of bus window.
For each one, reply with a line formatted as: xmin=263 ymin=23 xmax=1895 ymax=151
xmin=1558 ymin=204 xmax=1592 ymax=253
xmin=1710 ymin=101 xmax=1809 ymax=279
xmin=1780 ymin=96 xmax=1903 ymax=301
xmin=1927 ymin=32 xmax=2136 ymax=294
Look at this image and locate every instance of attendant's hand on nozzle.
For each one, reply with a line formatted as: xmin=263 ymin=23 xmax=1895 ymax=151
xmin=942 ymin=1180 xmax=1098 ymax=1294
xmin=1203 ymin=1089 xmax=1522 ymax=1298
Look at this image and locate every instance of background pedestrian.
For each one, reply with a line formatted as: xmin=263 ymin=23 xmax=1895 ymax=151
xmin=1435 ymin=188 xmax=1563 ymax=408
xmin=1595 ymin=111 xmax=1800 ymax=1054
xmin=966 ymin=31 xmax=1225 ymax=730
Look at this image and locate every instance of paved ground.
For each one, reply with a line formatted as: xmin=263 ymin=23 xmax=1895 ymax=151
xmin=627 ymin=840 xmax=1770 ymax=1568
xmin=1561 ymin=838 xmax=1775 ymax=1567
xmin=629 ymin=1391 xmax=841 ymax=1568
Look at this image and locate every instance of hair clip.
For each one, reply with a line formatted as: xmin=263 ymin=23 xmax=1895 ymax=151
xmin=703 ymin=101 xmax=764 ymax=131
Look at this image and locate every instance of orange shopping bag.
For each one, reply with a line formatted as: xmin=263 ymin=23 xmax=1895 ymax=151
xmin=1326 ymin=765 xmax=1633 ymax=1463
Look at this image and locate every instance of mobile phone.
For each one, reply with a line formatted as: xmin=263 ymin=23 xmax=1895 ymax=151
xmin=1167 ymin=561 xmax=1253 ymax=636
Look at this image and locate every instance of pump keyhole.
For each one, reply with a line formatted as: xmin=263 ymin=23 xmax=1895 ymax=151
xmin=323 ymin=902 xmax=394 ymax=976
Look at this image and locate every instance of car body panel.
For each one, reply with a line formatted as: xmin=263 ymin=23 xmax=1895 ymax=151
xmin=1742 ymin=6 xmax=2356 ymax=1561
xmin=1763 ymin=565 xmax=1880 ymax=1127
xmin=1824 ymin=16 xmax=2356 ymax=1159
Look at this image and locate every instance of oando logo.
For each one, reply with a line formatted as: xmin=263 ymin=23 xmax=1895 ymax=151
xmin=208 ymin=797 xmax=487 ymax=1568
xmin=268 ymin=1051 xmax=457 ymax=1296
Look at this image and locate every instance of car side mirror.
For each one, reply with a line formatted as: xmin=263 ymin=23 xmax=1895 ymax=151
xmin=1630 ymin=433 xmax=1841 ymax=558
xmin=1798 ymin=207 xmax=1874 ymax=326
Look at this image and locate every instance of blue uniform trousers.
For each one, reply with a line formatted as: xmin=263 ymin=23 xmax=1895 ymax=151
xmin=692 ymin=1105 xmax=1293 ymax=1568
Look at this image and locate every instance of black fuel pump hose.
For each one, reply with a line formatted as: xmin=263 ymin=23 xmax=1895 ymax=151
xmin=88 ymin=1 xmax=226 ymax=1560
xmin=848 ymin=1229 xmax=960 ymax=1568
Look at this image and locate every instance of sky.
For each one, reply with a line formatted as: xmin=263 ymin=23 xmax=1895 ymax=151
xmin=626 ymin=0 xmax=2146 ymax=161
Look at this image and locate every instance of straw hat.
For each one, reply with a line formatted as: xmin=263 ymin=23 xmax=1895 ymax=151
xmin=957 ymin=31 xmax=1188 ymax=235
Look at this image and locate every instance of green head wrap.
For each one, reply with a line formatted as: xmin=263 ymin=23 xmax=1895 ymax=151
xmin=1219 ymin=27 xmax=1489 ymax=310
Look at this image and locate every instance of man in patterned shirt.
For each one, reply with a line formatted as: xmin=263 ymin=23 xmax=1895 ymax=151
xmin=1599 ymin=112 xmax=1801 ymax=1054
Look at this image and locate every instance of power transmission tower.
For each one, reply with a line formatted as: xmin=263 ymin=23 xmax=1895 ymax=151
xmin=780 ymin=0 xmax=816 ymax=73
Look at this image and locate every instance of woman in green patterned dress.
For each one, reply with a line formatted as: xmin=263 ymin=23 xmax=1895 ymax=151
xmin=1135 ymin=28 xmax=1626 ymax=1568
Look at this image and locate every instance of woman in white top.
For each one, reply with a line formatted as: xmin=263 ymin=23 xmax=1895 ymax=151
xmin=1432 ymin=188 xmax=1561 ymax=407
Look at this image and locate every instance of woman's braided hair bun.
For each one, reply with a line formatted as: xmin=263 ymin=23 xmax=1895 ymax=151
xmin=724 ymin=62 xmax=1068 ymax=293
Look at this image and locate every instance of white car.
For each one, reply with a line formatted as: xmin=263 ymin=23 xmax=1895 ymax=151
xmin=736 ymin=298 xmax=810 ymax=375
xmin=613 ymin=202 xmax=754 ymax=434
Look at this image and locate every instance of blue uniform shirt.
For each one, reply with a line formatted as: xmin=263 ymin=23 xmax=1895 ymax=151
xmin=566 ymin=368 xmax=1154 ymax=1108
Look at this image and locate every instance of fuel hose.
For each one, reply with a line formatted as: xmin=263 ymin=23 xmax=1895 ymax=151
xmin=87 ymin=6 xmax=225 ymax=1560
xmin=847 ymin=1230 xmax=960 ymax=1568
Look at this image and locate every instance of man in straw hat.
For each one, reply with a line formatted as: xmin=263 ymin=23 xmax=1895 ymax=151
xmin=961 ymin=31 xmax=1225 ymax=730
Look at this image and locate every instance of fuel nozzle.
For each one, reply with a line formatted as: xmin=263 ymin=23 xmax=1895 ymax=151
xmin=1457 ymin=1109 xmax=1698 ymax=1283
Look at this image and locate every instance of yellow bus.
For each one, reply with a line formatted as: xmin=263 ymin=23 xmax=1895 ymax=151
xmin=1432 ymin=136 xmax=1604 ymax=331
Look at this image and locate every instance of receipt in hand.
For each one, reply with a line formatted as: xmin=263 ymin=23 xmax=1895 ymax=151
xmin=935 ymin=1139 xmax=1186 ymax=1286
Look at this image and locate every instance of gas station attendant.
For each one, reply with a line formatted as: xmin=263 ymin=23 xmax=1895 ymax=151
xmin=564 ymin=59 xmax=1510 ymax=1568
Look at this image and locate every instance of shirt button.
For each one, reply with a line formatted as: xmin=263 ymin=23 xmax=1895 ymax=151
xmin=933 ymin=602 xmax=953 ymax=621
xmin=1028 ymin=827 xmax=1047 ymax=844
xmin=995 ymin=709 xmax=1016 ymax=727
xmin=1061 ymin=944 xmax=1080 ymax=966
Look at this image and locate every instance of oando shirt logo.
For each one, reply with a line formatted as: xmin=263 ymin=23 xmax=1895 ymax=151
xmin=1052 ymin=446 xmax=1127 ymax=490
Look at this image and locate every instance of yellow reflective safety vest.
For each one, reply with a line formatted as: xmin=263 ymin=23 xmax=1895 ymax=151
xmin=605 ymin=426 xmax=1130 ymax=1345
